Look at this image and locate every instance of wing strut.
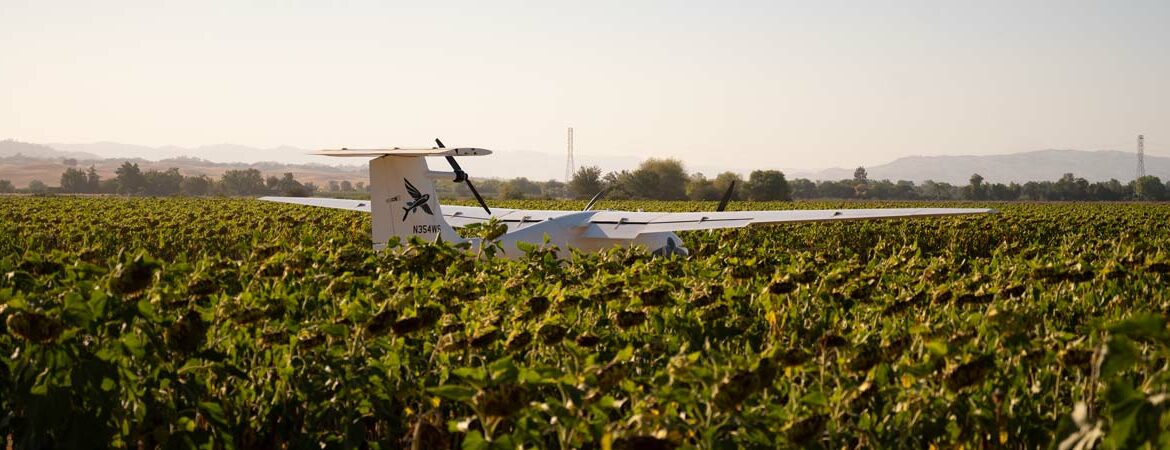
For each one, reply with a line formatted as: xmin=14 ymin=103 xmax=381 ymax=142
xmin=584 ymin=188 xmax=609 ymax=211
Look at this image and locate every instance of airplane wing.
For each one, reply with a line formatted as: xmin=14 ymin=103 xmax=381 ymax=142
xmin=256 ymin=198 xmax=574 ymax=227
xmin=440 ymin=205 xmax=573 ymax=228
xmin=580 ymin=207 xmax=996 ymax=239
xmin=259 ymin=198 xmax=575 ymax=226
xmin=259 ymin=196 xmax=372 ymax=212
xmin=259 ymin=198 xmax=995 ymax=238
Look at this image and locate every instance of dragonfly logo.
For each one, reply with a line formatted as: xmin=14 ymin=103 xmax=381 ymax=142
xmin=401 ymin=178 xmax=434 ymax=221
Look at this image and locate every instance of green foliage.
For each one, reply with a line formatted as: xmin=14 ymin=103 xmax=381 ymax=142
xmin=2 ymin=197 xmax=1170 ymax=448
xmin=115 ymin=162 xmax=146 ymax=195
xmin=745 ymin=170 xmax=791 ymax=201
xmin=219 ymin=168 xmax=267 ymax=196
xmin=569 ymin=166 xmax=604 ymax=200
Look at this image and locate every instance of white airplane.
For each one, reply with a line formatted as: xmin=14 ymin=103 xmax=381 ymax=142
xmin=260 ymin=140 xmax=995 ymax=259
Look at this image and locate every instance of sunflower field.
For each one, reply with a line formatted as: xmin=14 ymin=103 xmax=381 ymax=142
xmin=2 ymin=196 xmax=1170 ymax=449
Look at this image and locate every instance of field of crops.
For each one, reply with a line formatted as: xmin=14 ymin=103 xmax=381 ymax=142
xmin=2 ymin=196 xmax=1170 ymax=449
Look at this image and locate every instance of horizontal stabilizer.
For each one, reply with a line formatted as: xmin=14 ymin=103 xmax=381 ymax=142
xmin=312 ymin=148 xmax=491 ymax=157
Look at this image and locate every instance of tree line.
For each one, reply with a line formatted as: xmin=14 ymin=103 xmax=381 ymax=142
xmin=483 ymin=159 xmax=1170 ymax=202
xmin=4 ymin=158 xmax=1169 ymax=202
xmin=0 ymin=162 xmax=319 ymax=196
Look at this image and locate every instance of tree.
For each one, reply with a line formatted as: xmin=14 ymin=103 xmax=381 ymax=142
xmin=789 ymin=178 xmax=817 ymax=199
xmin=181 ymin=175 xmax=213 ymax=196
xmin=0 ymin=179 xmax=14 ymax=193
xmin=853 ymin=167 xmax=868 ymax=184
xmin=1134 ymin=175 xmax=1167 ymax=201
xmin=712 ymin=172 xmax=744 ymax=201
xmin=1053 ymin=173 xmax=1089 ymax=201
xmin=28 ymin=179 xmax=48 ymax=194
xmin=609 ymin=158 xmax=689 ymax=200
xmin=1020 ymin=181 xmax=1045 ymax=201
xmin=601 ymin=171 xmax=631 ymax=199
xmin=622 ymin=169 xmax=663 ymax=199
xmin=963 ymin=173 xmax=987 ymax=200
xmin=1088 ymin=179 xmax=1128 ymax=201
xmin=499 ymin=177 xmax=540 ymax=199
xmin=60 ymin=167 xmax=90 ymax=193
xmin=892 ymin=180 xmax=919 ymax=200
xmin=866 ymin=180 xmax=898 ymax=199
xmin=817 ymin=180 xmax=855 ymax=199
xmin=115 ymin=162 xmax=146 ymax=195
xmin=328 ymin=180 xmax=340 ymax=192
xmin=220 ymin=169 xmax=266 ymax=196
xmin=144 ymin=168 xmax=183 ymax=196
xmin=98 ymin=179 xmax=119 ymax=194
xmin=274 ymin=173 xmax=311 ymax=197
xmin=339 ymin=180 xmax=354 ymax=192
xmin=853 ymin=183 xmax=870 ymax=199
xmin=568 ymin=166 xmax=603 ymax=199
xmin=540 ymin=180 xmax=566 ymax=199
xmin=686 ymin=173 xmax=721 ymax=201
xmin=745 ymin=170 xmax=790 ymax=201
xmin=988 ymin=183 xmax=1020 ymax=201
xmin=85 ymin=166 xmax=100 ymax=193
xmin=918 ymin=180 xmax=957 ymax=200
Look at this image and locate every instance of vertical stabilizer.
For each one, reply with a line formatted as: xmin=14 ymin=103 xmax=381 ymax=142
xmin=368 ymin=156 xmax=462 ymax=249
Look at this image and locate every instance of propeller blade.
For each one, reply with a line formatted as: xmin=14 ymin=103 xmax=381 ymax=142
xmin=465 ymin=179 xmax=491 ymax=215
xmin=445 ymin=156 xmax=466 ymax=180
xmin=716 ymin=181 xmax=736 ymax=212
xmin=438 ymin=139 xmax=467 ymax=180
xmin=583 ymin=188 xmax=608 ymax=211
xmin=436 ymin=138 xmax=489 ymax=215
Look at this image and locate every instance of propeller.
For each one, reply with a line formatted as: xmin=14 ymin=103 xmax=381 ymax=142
xmin=583 ymin=187 xmax=609 ymax=211
xmin=715 ymin=181 xmax=736 ymax=212
xmin=435 ymin=138 xmax=491 ymax=215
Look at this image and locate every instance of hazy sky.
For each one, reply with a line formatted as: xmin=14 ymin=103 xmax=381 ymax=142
xmin=3 ymin=0 xmax=1168 ymax=170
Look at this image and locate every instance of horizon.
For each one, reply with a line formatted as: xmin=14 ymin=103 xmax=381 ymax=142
xmin=3 ymin=137 xmax=1167 ymax=187
xmin=4 ymin=135 xmax=1164 ymax=169
xmin=2 ymin=1 xmax=1168 ymax=171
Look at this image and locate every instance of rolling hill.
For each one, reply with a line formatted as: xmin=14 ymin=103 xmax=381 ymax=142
xmin=789 ymin=150 xmax=1163 ymax=184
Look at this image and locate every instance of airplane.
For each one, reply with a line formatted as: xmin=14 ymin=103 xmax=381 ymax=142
xmin=259 ymin=139 xmax=996 ymax=259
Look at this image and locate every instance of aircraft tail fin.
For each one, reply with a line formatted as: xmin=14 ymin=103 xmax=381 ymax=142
xmin=368 ymin=156 xmax=462 ymax=249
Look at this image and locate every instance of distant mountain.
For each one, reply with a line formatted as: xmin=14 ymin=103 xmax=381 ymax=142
xmin=39 ymin=141 xmax=648 ymax=181
xmin=0 ymin=153 xmax=366 ymax=189
xmin=789 ymin=150 xmax=1164 ymax=184
xmin=49 ymin=142 xmax=327 ymax=166
xmin=0 ymin=139 xmax=100 ymax=160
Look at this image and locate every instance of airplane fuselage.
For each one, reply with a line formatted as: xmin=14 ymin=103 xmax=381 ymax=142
xmin=483 ymin=211 xmax=689 ymax=258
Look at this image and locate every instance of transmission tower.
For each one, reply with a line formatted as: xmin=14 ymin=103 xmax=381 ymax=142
xmin=565 ymin=127 xmax=575 ymax=181
xmin=1137 ymin=134 xmax=1145 ymax=179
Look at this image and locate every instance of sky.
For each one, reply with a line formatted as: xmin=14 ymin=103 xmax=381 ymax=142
xmin=2 ymin=0 xmax=1168 ymax=172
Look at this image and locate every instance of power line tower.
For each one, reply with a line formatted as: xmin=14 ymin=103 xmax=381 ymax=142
xmin=565 ymin=127 xmax=575 ymax=182
xmin=1137 ymin=134 xmax=1145 ymax=179
xmin=1137 ymin=134 xmax=1146 ymax=199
